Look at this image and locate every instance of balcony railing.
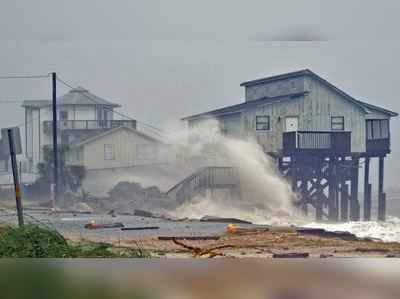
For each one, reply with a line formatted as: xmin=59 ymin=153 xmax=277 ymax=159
xmin=283 ymin=131 xmax=351 ymax=155
xmin=43 ymin=120 xmax=137 ymax=134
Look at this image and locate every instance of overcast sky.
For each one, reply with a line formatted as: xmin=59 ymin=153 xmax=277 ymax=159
xmin=1 ymin=0 xmax=400 ymax=187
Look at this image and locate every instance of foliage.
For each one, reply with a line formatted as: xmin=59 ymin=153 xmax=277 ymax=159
xmin=0 ymin=224 xmax=150 ymax=258
xmin=30 ymin=145 xmax=87 ymax=196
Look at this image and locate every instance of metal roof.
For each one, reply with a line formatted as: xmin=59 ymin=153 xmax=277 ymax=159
xmin=182 ymin=92 xmax=307 ymax=121
xmin=240 ymin=69 xmax=398 ymax=117
xmin=73 ymin=126 xmax=163 ymax=147
xmin=183 ymin=69 xmax=398 ymax=121
xmin=21 ymin=86 xmax=120 ymax=108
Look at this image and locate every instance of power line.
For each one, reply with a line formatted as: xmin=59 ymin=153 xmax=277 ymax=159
xmin=55 ymin=76 xmax=166 ymax=136
xmin=0 ymin=99 xmax=50 ymax=103
xmin=0 ymin=74 xmax=50 ymax=79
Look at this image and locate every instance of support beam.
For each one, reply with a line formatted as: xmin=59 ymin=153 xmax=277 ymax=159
xmin=328 ymin=157 xmax=339 ymax=221
xmin=291 ymin=156 xmax=297 ymax=192
xmin=340 ymin=183 xmax=349 ymax=222
xmin=300 ymin=178 xmax=308 ymax=216
xmin=315 ymin=170 xmax=324 ymax=221
xmin=378 ymin=156 xmax=386 ymax=221
xmin=350 ymin=158 xmax=360 ymax=221
xmin=363 ymin=158 xmax=371 ymax=221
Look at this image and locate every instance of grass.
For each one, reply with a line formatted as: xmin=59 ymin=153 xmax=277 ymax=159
xmin=0 ymin=224 xmax=150 ymax=258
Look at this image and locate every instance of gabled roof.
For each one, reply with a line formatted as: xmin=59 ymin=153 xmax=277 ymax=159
xmin=73 ymin=126 xmax=163 ymax=147
xmin=240 ymin=69 xmax=398 ymax=117
xmin=183 ymin=69 xmax=398 ymax=121
xmin=21 ymin=100 xmax=52 ymax=108
xmin=182 ymin=92 xmax=307 ymax=121
xmin=22 ymin=86 xmax=120 ymax=108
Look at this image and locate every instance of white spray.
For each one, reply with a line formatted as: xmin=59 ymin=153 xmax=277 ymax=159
xmin=163 ymin=119 xmax=303 ymax=225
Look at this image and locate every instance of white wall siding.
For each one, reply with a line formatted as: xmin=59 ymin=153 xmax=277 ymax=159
xmin=305 ymin=76 xmax=366 ymax=153
xmin=242 ymin=96 xmax=305 ymax=152
xmin=80 ymin=128 xmax=165 ymax=170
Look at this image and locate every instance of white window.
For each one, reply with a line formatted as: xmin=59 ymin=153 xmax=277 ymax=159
xmin=136 ymin=144 xmax=157 ymax=161
xmin=104 ymin=144 xmax=114 ymax=160
xmin=366 ymin=119 xmax=389 ymax=140
xmin=256 ymin=116 xmax=270 ymax=130
xmin=331 ymin=116 xmax=345 ymax=131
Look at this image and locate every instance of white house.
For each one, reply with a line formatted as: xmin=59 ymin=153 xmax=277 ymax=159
xmin=66 ymin=125 xmax=168 ymax=170
xmin=22 ymin=86 xmax=136 ymax=172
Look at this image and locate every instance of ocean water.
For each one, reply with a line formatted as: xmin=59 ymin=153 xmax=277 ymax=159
xmin=305 ymin=216 xmax=400 ymax=242
xmin=170 ymin=196 xmax=400 ymax=242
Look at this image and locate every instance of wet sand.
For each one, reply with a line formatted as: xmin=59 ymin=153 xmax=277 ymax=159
xmin=2 ymin=208 xmax=400 ymax=258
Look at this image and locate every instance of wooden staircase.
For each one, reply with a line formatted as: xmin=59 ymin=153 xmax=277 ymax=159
xmin=166 ymin=167 xmax=241 ymax=204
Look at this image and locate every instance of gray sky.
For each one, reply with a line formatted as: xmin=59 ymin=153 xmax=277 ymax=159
xmin=1 ymin=0 xmax=400 ymax=187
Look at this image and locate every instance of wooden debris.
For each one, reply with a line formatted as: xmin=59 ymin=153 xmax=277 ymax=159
xmin=227 ymin=227 xmax=270 ymax=235
xmin=133 ymin=209 xmax=187 ymax=221
xmin=355 ymin=247 xmax=390 ymax=253
xmin=320 ymin=254 xmax=334 ymax=258
xmin=158 ymin=236 xmax=220 ymax=241
xmin=84 ymin=222 xmax=124 ymax=229
xmin=272 ymin=252 xmax=309 ymax=258
xmin=133 ymin=209 xmax=154 ymax=218
xmin=121 ymin=226 xmax=160 ymax=231
xmin=106 ymin=210 xmax=116 ymax=217
xmin=171 ymin=238 xmax=234 ymax=258
xmin=296 ymin=228 xmax=357 ymax=241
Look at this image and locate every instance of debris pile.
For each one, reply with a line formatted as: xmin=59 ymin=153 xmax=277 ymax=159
xmin=171 ymin=238 xmax=234 ymax=258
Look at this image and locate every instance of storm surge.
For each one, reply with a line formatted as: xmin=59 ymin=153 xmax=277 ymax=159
xmin=164 ymin=119 xmax=303 ymax=224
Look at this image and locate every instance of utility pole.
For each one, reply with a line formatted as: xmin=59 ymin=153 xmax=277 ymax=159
xmin=8 ymin=129 xmax=24 ymax=227
xmin=52 ymin=72 xmax=58 ymax=204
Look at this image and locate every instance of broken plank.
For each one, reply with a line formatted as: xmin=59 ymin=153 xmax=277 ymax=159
xmin=355 ymin=248 xmax=390 ymax=253
xmin=121 ymin=226 xmax=160 ymax=231
xmin=158 ymin=236 xmax=220 ymax=241
xmin=85 ymin=222 xmax=124 ymax=229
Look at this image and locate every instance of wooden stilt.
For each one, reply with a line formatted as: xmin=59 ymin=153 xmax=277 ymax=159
xmin=278 ymin=157 xmax=284 ymax=173
xmin=378 ymin=156 xmax=386 ymax=221
xmin=350 ymin=157 xmax=360 ymax=221
xmin=291 ymin=157 xmax=297 ymax=192
xmin=300 ymin=178 xmax=308 ymax=216
xmin=315 ymin=169 xmax=323 ymax=221
xmin=363 ymin=157 xmax=371 ymax=221
xmin=340 ymin=183 xmax=349 ymax=221
xmin=328 ymin=157 xmax=338 ymax=221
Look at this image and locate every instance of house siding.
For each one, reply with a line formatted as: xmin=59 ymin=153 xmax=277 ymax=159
xmin=245 ymin=77 xmax=306 ymax=101
xmin=77 ymin=128 xmax=162 ymax=170
xmin=304 ymin=76 xmax=366 ymax=153
xmin=242 ymin=96 xmax=305 ymax=152
xmin=189 ymin=74 xmax=388 ymax=154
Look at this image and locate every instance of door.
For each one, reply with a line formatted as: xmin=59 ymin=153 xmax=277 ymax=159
xmin=285 ymin=116 xmax=299 ymax=132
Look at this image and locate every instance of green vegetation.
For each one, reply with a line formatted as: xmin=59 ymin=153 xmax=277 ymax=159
xmin=0 ymin=263 xmax=152 ymax=299
xmin=0 ymin=224 xmax=150 ymax=258
xmin=26 ymin=145 xmax=87 ymax=198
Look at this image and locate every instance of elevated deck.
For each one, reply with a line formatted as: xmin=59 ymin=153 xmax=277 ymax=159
xmin=282 ymin=131 xmax=351 ymax=156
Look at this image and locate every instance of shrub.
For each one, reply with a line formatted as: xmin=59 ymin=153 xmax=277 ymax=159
xmin=0 ymin=224 xmax=150 ymax=258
